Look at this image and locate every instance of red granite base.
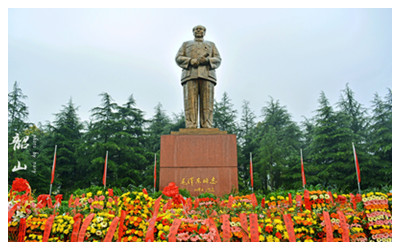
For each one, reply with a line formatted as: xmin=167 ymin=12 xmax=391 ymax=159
xmin=159 ymin=131 xmax=238 ymax=197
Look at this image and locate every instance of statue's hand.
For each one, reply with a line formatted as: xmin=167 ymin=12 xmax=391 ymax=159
xmin=199 ymin=56 xmax=209 ymax=65
xmin=190 ymin=58 xmax=199 ymax=67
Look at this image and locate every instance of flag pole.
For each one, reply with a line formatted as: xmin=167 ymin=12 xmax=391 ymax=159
xmin=352 ymin=142 xmax=362 ymax=194
xmin=49 ymin=145 xmax=57 ymax=196
xmin=250 ymin=152 xmax=254 ymax=193
xmin=103 ymin=150 xmax=108 ymax=190
xmin=154 ymin=153 xmax=157 ymax=193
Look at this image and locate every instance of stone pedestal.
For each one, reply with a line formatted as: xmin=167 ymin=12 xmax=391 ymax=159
xmin=159 ymin=128 xmax=238 ymax=197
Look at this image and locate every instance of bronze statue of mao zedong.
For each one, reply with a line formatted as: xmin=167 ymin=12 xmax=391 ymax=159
xmin=175 ymin=25 xmax=221 ymax=128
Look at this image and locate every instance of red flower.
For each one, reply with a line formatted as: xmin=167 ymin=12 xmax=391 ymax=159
xmin=142 ymin=188 xmax=148 ymax=195
xmin=276 ymin=232 xmax=282 ymax=239
xmin=55 ymin=194 xmax=63 ymax=204
xmin=108 ymin=188 xmax=114 ymax=196
xmin=161 ymin=218 xmax=170 ymax=226
xmin=38 ymin=194 xmax=53 ymax=208
xmin=172 ymin=194 xmax=186 ymax=205
xmin=11 ymin=178 xmax=30 ymax=193
xmin=265 ymin=226 xmax=273 ymax=233
xmin=162 ymin=182 xmax=179 ymax=197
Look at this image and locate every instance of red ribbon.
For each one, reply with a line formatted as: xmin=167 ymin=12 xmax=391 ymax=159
xmin=118 ymin=210 xmax=127 ymax=242
xmin=78 ymin=213 xmax=95 ymax=242
xmin=337 ymin=210 xmax=350 ymax=242
xmin=249 ymin=213 xmax=259 ymax=242
xmin=323 ymin=211 xmax=333 ymax=242
xmin=17 ymin=218 xmax=26 ymax=242
xmin=104 ymin=216 xmax=120 ymax=242
xmin=221 ymin=214 xmax=231 ymax=242
xmin=283 ymin=214 xmax=296 ymax=242
xmin=42 ymin=214 xmax=55 ymax=242
xmin=168 ymin=218 xmax=182 ymax=242
xmin=239 ymin=213 xmax=249 ymax=242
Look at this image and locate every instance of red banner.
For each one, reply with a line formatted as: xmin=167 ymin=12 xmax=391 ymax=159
xmin=251 ymin=193 xmax=258 ymax=208
xmin=239 ymin=213 xmax=249 ymax=242
xmin=352 ymin=143 xmax=361 ymax=183
xmin=328 ymin=191 xmax=335 ymax=205
xmin=227 ymin=195 xmax=234 ymax=208
xmin=250 ymin=154 xmax=254 ymax=188
xmin=350 ymin=193 xmax=356 ymax=210
xmin=118 ymin=210 xmax=127 ymax=242
xmin=283 ymin=214 xmax=296 ymax=242
xmin=8 ymin=203 xmax=19 ymax=223
xmin=295 ymin=194 xmax=302 ymax=209
xmin=42 ymin=214 xmax=55 ymax=242
xmin=163 ymin=199 xmax=172 ymax=213
xmin=104 ymin=216 xmax=120 ymax=242
xmin=154 ymin=154 xmax=157 ymax=191
xmin=153 ymin=196 xmax=162 ymax=216
xmin=207 ymin=218 xmax=221 ymax=242
xmin=337 ymin=210 xmax=350 ymax=242
xmin=103 ymin=151 xmax=108 ymax=187
xmin=71 ymin=216 xmax=82 ymax=242
xmin=17 ymin=218 xmax=26 ymax=242
xmin=145 ymin=197 xmax=162 ymax=243
xmin=323 ymin=211 xmax=333 ymax=242
xmin=221 ymin=214 xmax=231 ymax=242
xmin=304 ymin=189 xmax=311 ymax=210
xmin=168 ymin=218 xmax=182 ymax=242
xmin=50 ymin=145 xmax=57 ymax=184
xmin=78 ymin=213 xmax=95 ymax=242
xmin=300 ymin=149 xmax=306 ymax=187
xmin=186 ymin=197 xmax=192 ymax=210
xmin=249 ymin=213 xmax=259 ymax=242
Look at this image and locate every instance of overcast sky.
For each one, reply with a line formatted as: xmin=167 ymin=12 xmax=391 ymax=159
xmin=8 ymin=8 xmax=392 ymax=127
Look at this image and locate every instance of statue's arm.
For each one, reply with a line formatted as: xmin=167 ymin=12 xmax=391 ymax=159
xmin=209 ymin=43 xmax=221 ymax=70
xmin=175 ymin=42 xmax=191 ymax=69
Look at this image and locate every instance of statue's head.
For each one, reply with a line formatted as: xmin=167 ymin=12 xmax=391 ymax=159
xmin=192 ymin=25 xmax=206 ymax=38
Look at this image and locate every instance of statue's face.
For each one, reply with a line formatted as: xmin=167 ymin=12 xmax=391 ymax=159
xmin=193 ymin=26 xmax=206 ymax=38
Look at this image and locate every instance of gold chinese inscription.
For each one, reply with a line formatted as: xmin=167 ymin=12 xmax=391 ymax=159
xmin=180 ymin=176 xmax=218 ymax=193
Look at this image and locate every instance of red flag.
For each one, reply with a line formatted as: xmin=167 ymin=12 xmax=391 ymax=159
xmin=352 ymin=143 xmax=361 ymax=183
xmin=250 ymin=153 xmax=254 ymax=188
xmin=103 ymin=151 xmax=108 ymax=187
xmin=154 ymin=154 xmax=157 ymax=191
xmin=50 ymin=145 xmax=57 ymax=184
xmin=300 ymin=149 xmax=306 ymax=187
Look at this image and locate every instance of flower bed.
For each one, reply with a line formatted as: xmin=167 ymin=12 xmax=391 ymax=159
xmin=8 ymin=179 xmax=392 ymax=242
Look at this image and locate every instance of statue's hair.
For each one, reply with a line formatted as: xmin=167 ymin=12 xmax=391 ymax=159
xmin=193 ymin=25 xmax=206 ymax=32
